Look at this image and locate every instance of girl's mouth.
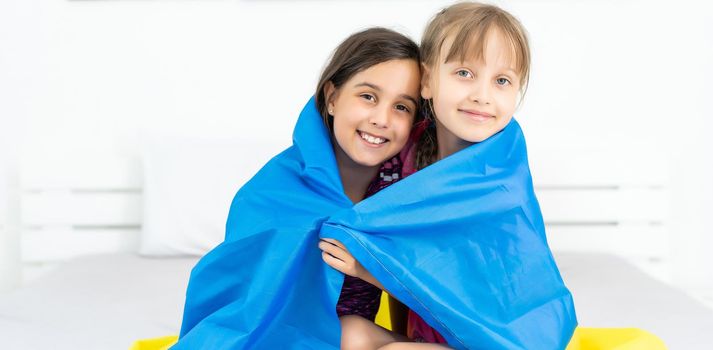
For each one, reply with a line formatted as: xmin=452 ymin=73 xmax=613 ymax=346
xmin=459 ymin=109 xmax=494 ymax=123
xmin=357 ymin=130 xmax=389 ymax=146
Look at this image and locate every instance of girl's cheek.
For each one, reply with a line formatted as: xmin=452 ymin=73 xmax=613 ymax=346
xmin=496 ymin=92 xmax=516 ymax=108
xmin=507 ymin=94 xmax=518 ymax=109
xmin=399 ymin=120 xmax=412 ymax=143
xmin=396 ymin=126 xmax=409 ymax=145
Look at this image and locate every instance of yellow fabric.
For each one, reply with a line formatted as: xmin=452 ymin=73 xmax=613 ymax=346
xmin=565 ymin=327 xmax=667 ymax=350
xmin=129 ymin=335 xmax=177 ymax=350
xmin=374 ymin=290 xmax=392 ymax=329
xmin=130 ymin=292 xmax=667 ymax=350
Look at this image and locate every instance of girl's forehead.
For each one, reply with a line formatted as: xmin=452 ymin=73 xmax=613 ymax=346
xmin=439 ymin=29 xmax=521 ymax=73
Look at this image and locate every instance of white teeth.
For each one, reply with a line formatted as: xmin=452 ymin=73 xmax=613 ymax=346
xmin=359 ymin=131 xmax=386 ymax=145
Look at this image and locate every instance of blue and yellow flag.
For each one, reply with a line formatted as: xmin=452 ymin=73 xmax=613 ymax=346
xmin=175 ymin=98 xmax=577 ymax=349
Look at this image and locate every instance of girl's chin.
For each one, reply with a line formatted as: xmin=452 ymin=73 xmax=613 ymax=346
xmin=457 ymin=127 xmax=498 ymax=143
xmin=350 ymin=151 xmax=392 ymax=168
xmin=354 ymin=158 xmax=386 ymax=168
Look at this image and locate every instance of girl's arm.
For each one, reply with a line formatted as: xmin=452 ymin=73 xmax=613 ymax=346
xmin=356 ymin=266 xmax=385 ymax=290
xmin=319 ymin=238 xmax=410 ymax=334
xmin=319 ymin=238 xmax=387 ymax=290
xmin=319 ymin=238 xmax=409 ymax=336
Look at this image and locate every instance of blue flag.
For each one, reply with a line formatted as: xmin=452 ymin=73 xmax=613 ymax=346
xmin=175 ymin=98 xmax=577 ymax=349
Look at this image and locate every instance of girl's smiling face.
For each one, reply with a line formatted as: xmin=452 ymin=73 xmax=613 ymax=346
xmin=422 ymin=29 xmax=522 ymax=146
xmin=325 ymin=59 xmax=420 ymax=168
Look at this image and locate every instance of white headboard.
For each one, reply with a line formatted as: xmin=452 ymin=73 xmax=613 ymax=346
xmin=14 ymin=148 xmax=670 ymax=281
xmin=530 ymin=148 xmax=669 ymax=280
xmin=19 ymin=156 xmax=142 ymax=262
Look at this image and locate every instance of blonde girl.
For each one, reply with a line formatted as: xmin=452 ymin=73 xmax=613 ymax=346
xmin=320 ymin=2 xmax=532 ymax=349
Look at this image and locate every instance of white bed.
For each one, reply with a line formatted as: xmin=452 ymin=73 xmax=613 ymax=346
xmin=0 ymin=254 xmax=198 ymax=349
xmin=0 ymin=252 xmax=711 ymax=349
xmin=1 ymin=141 xmax=708 ymax=349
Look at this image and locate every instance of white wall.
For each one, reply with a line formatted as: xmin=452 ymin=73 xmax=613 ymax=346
xmin=1 ymin=0 xmax=712 ymax=289
xmin=0 ymin=112 xmax=22 ymax=291
xmin=668 ymin=12 xmax=713 ymax=289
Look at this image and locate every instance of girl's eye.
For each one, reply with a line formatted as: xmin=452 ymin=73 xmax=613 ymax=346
xmin=496 ymin=77 xmax=511 ymax=86
xmin=395 ymin=104 xmax=410 ymax=113
xmin=360 ymin=94 xmax=376 ymax=102
xmin=456 ymin=69 xmax=473 ymax=78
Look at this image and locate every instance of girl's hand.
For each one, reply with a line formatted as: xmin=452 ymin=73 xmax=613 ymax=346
xmin=318 ymin=238 xmax=366 ymax=279
xmin=318 ymin=238 xmax=386 ymax=291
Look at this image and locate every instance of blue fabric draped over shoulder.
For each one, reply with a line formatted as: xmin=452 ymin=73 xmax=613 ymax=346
xmin=174 ymin=97 xmax=577 ymax=350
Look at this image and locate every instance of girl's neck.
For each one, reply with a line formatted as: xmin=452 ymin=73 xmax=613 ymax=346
xmin=333 ymin=143 xmax=380 ymax=205
xmin=435 ymin=119 xmax=474 ymax=161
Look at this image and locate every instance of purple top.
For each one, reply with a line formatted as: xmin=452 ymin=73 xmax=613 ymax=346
xmin=335 ymin=155 xmax=403 ymax=321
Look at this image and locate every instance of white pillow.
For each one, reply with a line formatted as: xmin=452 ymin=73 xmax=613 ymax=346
xmin=139 ymin=133 xmax=289 ymax=256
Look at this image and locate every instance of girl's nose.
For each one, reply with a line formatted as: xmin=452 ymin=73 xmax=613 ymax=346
xmin=369 ymin=106 xmax=390 ymax=128
xmin=470 ymin=80 xmax=492 ymax=105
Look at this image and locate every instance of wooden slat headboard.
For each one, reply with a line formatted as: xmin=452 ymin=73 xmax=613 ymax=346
xmin=16 ymin=149 xmax=670 ymax=279
xmin=19 ymin=156 xmax=142 ymax=262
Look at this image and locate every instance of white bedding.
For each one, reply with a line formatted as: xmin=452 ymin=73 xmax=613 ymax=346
xmin=0 ymin=253 xmax=710 ymax=349
xmin=555 ymin=253 xmax=713 ymax=349
xmin=0 ymin=254 xmax=198 ymax=350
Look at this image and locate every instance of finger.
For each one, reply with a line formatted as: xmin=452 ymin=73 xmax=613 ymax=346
xmin=321 ymin=238 xmax=347 ymax=250
xmin=318 ymin=241 xmax=345 ymax=262
xmin=319 ymin=239 xmax=338 ymax=248
xmin=322 ymin=251 xmax=347 ymax=273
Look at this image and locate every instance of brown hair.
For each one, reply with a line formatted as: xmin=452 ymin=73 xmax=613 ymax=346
xmin=416 ymin=2 xmax=531 ymax=169
xmin=315 ymin=27 xmax=420 ymax=132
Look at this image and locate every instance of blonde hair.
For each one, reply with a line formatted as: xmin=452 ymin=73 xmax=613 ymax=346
xmin=416 ymin=2 xmax=531 ymax=169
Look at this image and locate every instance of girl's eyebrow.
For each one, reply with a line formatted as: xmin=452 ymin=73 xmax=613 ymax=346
xmin=354 ymin=82 xmax=418 ymax=107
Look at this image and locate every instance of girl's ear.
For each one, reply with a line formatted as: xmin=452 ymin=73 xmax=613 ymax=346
xmin=420 ymin=64 xmax=433 ymax=99
xmin=323 ymin=81 xmax=337 ymax=113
